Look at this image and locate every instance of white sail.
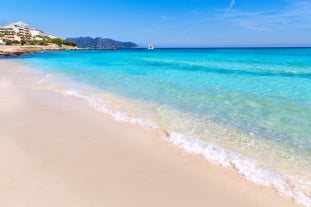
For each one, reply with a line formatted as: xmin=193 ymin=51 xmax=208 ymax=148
xmin=148 ymin=44 xmax=154 ymax=50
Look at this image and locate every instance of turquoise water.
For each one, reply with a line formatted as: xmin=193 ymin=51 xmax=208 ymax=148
xmin=20 ymin=48 xmax=311 ymax=206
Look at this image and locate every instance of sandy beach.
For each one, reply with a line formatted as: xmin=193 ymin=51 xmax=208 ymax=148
xmin=0 ymin=59 xmax=299 ymax=207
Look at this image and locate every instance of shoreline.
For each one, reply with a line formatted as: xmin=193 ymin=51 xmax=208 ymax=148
xmin=0 ymin=59 xmax=300 ymax=207
xmin=0 ymin=45 xmax=81 ymax=56
xmin=0 ymin=45 xmax=140 ymax=57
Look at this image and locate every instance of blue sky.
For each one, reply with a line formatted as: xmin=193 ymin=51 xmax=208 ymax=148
xmin=1 ymin=0 xmax=311 ymax=47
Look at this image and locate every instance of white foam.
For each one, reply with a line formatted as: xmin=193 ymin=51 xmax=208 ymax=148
xmin=55 ymin=88 xmax=311 ymax=207
xmin=60 ymin=89 xmax=155 ymax=129
xmin=37 ymin=74 xmax=53 ymax=84
xmin=167 ymin=132 xmax=311 ymax=207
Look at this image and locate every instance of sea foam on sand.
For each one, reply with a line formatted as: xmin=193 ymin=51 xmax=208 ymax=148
xmin=58 ymin=88 xmax=311 ymax=207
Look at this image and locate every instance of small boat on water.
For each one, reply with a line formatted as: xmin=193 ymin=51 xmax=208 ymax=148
xmin=148 ymin=44 xmax=154 ymax=50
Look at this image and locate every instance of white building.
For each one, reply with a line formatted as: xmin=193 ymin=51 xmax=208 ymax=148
xmin=48 ymin=35 xmax=58 ymax=39
xmin=0 ymin=21 xmax=58 ymax=44
xmin=8 ymin=22 xmax=30 ymax=36
xmin=0 ymin=25 xmax=21 ymax=41
xmin=0 ymin=22 xmax=30 ymax=42
xmin=12 ymin=21 xmax=29 ymax=28
xmin=29 ymin=29 xmax=40 ymax=37
xmin=0 ymin=25 xmax=14 ymax=34
xmin=29 ymin=28 xmax=45 ymax=37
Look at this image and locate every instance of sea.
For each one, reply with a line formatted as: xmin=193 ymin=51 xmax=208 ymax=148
xmin=17 ymin=48 xmax=311 ymax=206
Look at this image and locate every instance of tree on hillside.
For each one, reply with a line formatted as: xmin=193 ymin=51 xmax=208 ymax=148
xmin=21 ymin=39 xmax=26 ymax=45
xmin=5 ymin=40 xmax=12 ymax=45
xmin=51 ymin=38 xmax=64 ymax=46
xmin=63 ymin=41 xmax=77 ymax=47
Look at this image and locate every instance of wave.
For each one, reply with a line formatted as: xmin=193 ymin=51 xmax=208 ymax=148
xmin=167 ymin=132 xmax=311 ymax=207
xmin=140 ymin=57 xmax=311 ymax=79
xmin=56 ymin=88 xmax=310 ymax=207
xmin=60 ymin=89 xmax=154 ymax=129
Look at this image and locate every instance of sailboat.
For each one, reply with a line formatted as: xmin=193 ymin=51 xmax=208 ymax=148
xmin=148 ymin=44 xmax=154 ymax=50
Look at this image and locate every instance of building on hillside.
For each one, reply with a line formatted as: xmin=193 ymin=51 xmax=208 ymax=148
xmin=29 ymin=28 xmax=45 ymax=40
xmin=48 ymin=35 xmax=58 ymax=39
xmin=7 ymin=22 xmax=30 ymax=36
xmin=29 ymin=28 xmax=45 ymax=37
xmin=0 ymin=21 xmax=57 ymax=44
xmin=0 ymin=25 xmax=21 ymax=41
xmin=0 ymin=22 xmax=30 ymax=42
xmin=12 ymin=21 xmax=29 ymax=28
xmin=0 ymin=25 xmax=14 ymax=34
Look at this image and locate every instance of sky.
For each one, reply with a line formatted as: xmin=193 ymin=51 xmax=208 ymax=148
xmin=1 ymin=0 xmax=311 ymax=47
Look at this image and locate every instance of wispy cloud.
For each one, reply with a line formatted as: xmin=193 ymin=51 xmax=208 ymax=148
xmin=221 ymin=1 xmax=311 ymax=31
xmin=225 ymin=0 xmax=236 ymax=13
xmin=146 ymin=0 xmax=311 ymax=34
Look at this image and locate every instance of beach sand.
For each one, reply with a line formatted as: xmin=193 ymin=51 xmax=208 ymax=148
xmin=0 ymin=60 xmax=299 ymax=207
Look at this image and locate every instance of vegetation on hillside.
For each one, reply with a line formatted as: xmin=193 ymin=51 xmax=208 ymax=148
xmin=1 ymin=35 xmax=77 ymax=47
xmin=65 ymin=37 xmax=138 ymax=49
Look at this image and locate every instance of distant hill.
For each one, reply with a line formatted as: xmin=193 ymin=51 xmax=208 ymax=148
xmin=65 ymin=37 xmax=139 ymax=49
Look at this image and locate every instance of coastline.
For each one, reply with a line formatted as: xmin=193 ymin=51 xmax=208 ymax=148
xmin=0 ymin=59 xmax=299 ymax=207
xmin=0 ymin=45 xmax=80 ymax=56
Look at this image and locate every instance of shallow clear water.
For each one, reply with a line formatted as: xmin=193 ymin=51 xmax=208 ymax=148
xmin=19 ymin=48 xmax=311 ymax=206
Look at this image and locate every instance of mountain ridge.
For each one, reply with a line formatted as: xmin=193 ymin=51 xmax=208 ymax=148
xmin=65 ymin=37 xmax=139 ymax=49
